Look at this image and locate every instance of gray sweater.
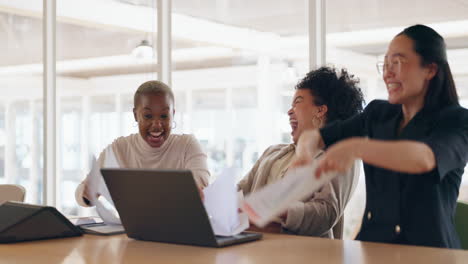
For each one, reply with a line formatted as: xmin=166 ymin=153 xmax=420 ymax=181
xmin=238 ymin=144 xmax=359 ymax=238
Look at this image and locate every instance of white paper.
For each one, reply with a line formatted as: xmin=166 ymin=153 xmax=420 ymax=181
xmin=88 ymin=147 xmax=122 ymax=225
xmin=67 ymin=216 xmax=101 ymax=226
xmin=86 ymin=156 xmax=101 ymax=205
xmin=95 ymin=196 xmax=121 ymax=225
xmin=203 ymin=169 xmax=248 ymax=236
xmin=242 ymin=160 xmax=337 ymax=227
xmin=234 ymin=191 xmax=249 ymax=234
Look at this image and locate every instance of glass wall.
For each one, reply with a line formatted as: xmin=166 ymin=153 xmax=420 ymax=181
xmin=0 ymin=8 xmax=43 ymax=204
xmin=172 ymin=0 xmax=308 ymax=180
xmin=55 ymin=0 xmax=159 ymax=215
xmin=326 ymin=0 xmax=468 ymax=238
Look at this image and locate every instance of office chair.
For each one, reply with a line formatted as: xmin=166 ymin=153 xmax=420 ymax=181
xmin=0 ymin=184 xmax=26 ymax=204
xmin=455 ymin=201 xmax=468 ymax=250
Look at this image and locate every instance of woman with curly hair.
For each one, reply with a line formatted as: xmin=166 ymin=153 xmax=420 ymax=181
xmin=238 ymin=66 xmax=365 ymax=238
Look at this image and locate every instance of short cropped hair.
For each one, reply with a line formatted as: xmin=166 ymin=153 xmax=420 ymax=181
xmin=133 ymin=80 xmax=175 ymax=108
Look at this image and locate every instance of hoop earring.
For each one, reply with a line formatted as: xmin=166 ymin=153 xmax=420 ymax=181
xmin=172 ymin=120 xmax=177 ymax=129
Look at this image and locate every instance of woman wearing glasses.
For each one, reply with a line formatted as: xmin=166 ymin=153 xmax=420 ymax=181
xmin=294 ymin=24 xmax=468 ymax=248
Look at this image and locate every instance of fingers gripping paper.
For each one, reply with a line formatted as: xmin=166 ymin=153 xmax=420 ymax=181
xmin=242 ymin=160 xmax=337 ymax=227
xmin=89 ymin=147 xmax=121 ymax=225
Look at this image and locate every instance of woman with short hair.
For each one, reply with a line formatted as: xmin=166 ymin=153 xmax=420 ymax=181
xmin=76 ymin=80 xmax=209 ymax=207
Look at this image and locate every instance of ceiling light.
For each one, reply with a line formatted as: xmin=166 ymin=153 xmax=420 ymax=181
xmin=132 ymin=40 xmax=153 ymax=60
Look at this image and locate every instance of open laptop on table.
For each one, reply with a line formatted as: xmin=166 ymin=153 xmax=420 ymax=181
xmin=101 ymin=168 xmax=262 ymax=247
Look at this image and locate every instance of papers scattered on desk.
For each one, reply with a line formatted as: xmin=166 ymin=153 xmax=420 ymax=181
xmin=203 ymin=169 xmax=248 ymax=236
xmin=88 ymin=147 xmax=122 ymax=225
xmin=242 ymin=160 xmax=337 ymax=227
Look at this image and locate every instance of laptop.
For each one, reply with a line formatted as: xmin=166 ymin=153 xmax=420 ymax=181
xmin=101 ymin=168 xmax=262 ymax=247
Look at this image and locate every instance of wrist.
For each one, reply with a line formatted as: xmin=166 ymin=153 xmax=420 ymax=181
xmin=351 ymin=137 xmax=367 ymax=159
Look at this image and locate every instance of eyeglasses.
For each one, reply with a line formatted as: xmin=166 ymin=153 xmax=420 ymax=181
xmin=376 ymin=57 xmax=407 ymax=75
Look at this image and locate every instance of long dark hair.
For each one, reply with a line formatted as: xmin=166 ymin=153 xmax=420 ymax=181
xmin=398 ymin=24 xmax=459 ymax=111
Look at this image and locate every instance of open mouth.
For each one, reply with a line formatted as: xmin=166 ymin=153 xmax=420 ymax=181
xmin=146 ymin=131 xmax=165 ymax=146
xmin=290 ymin=119 xmax=298 ymax=135
xmin=387 ymin=82 xmax=402 ymax=94
xmin=149 ymin=131 xmax=164 ymax=139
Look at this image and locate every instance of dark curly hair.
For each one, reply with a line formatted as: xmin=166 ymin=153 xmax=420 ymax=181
xmin=295 ymin=66 xmax=365 ymax=124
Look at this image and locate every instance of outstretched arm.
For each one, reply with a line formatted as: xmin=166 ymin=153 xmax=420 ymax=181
xmin=294 ymin=128 xmax=437 ymax=177
xmin=316 ymin=138 xmax=435 ymax=177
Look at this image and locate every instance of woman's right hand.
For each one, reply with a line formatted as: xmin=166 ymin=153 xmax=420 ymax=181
xmin=82 ymin=183 xmax=92 ymax=205
xmin=198 ymin=187 xmax=205 ymax=202
xmin=82 ymin=182 xmax=100 ymax=206
xmin=314 ymin=137 xmax=361 ymax=178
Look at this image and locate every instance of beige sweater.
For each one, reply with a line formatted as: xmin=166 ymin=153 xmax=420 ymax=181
xmin=238 ymin=144 xmax=359 ymax=238
xmin=76 ymin=133 xmax=210 ymax=206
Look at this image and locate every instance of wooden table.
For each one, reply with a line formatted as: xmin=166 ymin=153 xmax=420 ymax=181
xmin=1 ymin=233 xmax=467 ymax=264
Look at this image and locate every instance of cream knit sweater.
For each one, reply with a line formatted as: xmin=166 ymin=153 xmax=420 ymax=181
xmin=76 ymin=133 xmax=210 ymax=207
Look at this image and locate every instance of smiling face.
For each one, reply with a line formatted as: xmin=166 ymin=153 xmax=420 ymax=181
xmin=383 ymin=35 xmax=436 ymax=108
xmin=288 ymin=89 xmax=327 ymax=144
xmin=133 ymin=93 xmax=174 ymax=148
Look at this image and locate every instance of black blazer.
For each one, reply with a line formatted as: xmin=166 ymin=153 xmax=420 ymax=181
xmin=320 ymin=100 xmax=468 ymax=248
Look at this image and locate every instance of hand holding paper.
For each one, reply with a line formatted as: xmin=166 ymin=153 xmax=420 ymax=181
xmin=242 ymin=160 xmax=337 ymax=228
xmin=87 ymin=147 xmax=122 ymax=225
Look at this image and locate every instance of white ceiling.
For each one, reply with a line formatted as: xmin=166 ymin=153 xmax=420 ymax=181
xmin=1 ymin=0 xmax=468 ymax=77
xmin=0 ymin=12 xmax=195 ymax=67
